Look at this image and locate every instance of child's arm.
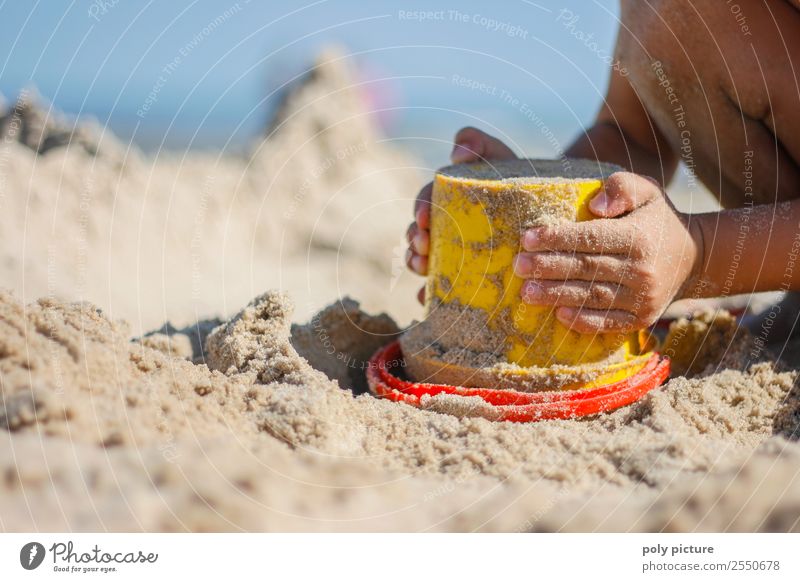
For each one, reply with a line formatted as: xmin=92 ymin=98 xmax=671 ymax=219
xmin=566 ymin=64 xmax=678 ymax=188
xmin=690 ymin=202 xmax=800 ymax=298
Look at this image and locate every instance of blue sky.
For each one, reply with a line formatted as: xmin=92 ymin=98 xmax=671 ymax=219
xmin=0 ymin=0 xmax=621 ymax=156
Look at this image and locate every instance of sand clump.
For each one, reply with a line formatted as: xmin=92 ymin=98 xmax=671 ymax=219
xmin=2 ymin=287 xmax=800 ymax=531
xmin=0 ymin=290 xmax=261 ymax=449
xmin=663 ymin=309 xmax=746 ymax=375
xmin=205 ymin=292 xmax=325 ymax=386
xmin=290 ymin=297 xmax=401 ymax=393
xmin=400 ymin=301 xmax=506 ymax=369
xmin=400 ymin=299 xmax=620 ymax=391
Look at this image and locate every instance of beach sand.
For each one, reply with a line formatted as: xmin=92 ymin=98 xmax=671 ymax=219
xmin=1 ymin=51 xmax=799 ymax=532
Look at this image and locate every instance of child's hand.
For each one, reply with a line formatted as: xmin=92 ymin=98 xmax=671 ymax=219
xmin=513 ymin=172 xmax=703 ymax=333
xmin=407 ymin=127 xmax=517 ymax=303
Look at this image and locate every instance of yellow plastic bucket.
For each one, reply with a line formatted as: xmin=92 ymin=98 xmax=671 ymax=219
xmin=404 ymin=159 xmax=654 ymax=391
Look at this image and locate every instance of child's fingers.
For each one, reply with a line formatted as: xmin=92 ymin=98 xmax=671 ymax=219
xmin=521 ymin=280 xmax=634 ymax=311
xmin=451 ymin=126 xmax=517 ymax=164
xmin=554 ymin=306 xmax=640 ymax=334
xmin=522 ymin=220 xmax=642 ymax=257
xmin=513 ymin=251 xmax=632 ymax=284
xmin=588 ymin=172 xmax=661 ymax=218
xmin=405 ymin=249 xmax=428 ymax=276
xmin=414 ymin=182 xmax=433 ymax=229
xmin=406 ymin=223 xmax=429 ymax=255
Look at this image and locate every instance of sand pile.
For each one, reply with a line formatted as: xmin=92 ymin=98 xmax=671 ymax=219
xmin=0 ymin=87 xmax=129 ymax=160
xmin=0 ymin=49 xmax=424 ymax=336
xmin=1 ymin=286 xmax=799 ymax=532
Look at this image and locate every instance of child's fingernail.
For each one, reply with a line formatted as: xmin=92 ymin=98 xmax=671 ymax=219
xmin=522 ymin=229 xmax=541 ymax=250
xmin=513 ymin=255 xmax=532 ymax=277
xmin=557 ymin=307 xmax=575 ymax=319
xmin=412 ymin=232 xmax=428 ymax=254
xmin=522 ymin=281 xmax=542 ymax=302
xmin=451 ymin=141 xmax=477 ymax=163
xmin=590 ymin=190 xmax=609 ymax=213
xmin=411 ymin=253 xmax=428 ymax=274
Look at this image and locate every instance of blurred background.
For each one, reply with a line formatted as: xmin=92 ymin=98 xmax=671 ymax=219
xmin=0 ymin=0 xmax=716 ymax=334
xmin=0 ymin=0 xmax=622 ymax=159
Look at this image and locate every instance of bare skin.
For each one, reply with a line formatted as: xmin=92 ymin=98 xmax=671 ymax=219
xmin=408 ymin=0 xmax=800 ymax=335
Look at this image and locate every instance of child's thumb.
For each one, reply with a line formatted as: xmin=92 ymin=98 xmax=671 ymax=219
xmin=451 ymin=126 xmax=516 ymax=164
xmin=589 ymin=172 xmax=661 ymax=217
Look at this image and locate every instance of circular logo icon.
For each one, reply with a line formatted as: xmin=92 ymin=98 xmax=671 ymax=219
xmin=20 ymin=542 xmax=46 ymax=570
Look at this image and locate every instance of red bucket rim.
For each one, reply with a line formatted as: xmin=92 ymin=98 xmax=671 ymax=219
xmin=366 ymin=340 xmax=670 ymax=422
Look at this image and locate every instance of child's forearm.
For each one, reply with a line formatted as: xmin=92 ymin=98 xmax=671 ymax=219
xmin=566 ymin=122 xmax=677 ymax=187
xmin=685 ymin=200 xmax=800 ymax=299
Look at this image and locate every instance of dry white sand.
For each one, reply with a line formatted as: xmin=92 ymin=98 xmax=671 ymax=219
xmin=2 ymin=288 xmax=800 ymax=532
xmin=1 ymin=51 xmax=800 ymax=532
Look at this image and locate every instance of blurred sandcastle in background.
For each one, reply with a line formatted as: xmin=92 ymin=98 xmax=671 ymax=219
xmin=0 ymin=48 xmax=425 ymax=334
